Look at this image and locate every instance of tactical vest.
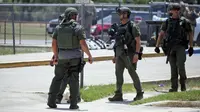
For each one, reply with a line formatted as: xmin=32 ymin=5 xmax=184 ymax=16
xmin=125 ymin=21 xmax=136 ymax=52
xmin=165 ymin=17 xmax=188 ymax=46
xmin=57 ymin=22 xmax=80 ymax=49
xmin=115 ymin=21 xmax=136 ymax=52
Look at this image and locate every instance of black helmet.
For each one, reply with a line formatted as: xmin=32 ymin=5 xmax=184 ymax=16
xmin=116 ymin=7 xmax=131 ymax=17
xmin=168 ymin=3 xmax=181 ymax=11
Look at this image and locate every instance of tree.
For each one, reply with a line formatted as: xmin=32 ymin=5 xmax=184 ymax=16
xmin=197 ymin=0 xmax=200 ymax=4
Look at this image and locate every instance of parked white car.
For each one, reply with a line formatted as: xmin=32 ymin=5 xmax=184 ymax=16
xmin=194 ymin=17 xmax=200 ymax=46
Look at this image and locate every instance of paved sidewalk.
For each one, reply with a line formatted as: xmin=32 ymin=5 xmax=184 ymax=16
xmin=0 ymin=46 xmax=199 ymax=64
xmin=0 ymin=47 xmax=159 ymax=64
xmin=0 ymin=47 xmax=200 ymax=112
xmin=0 ymin=47 xmax=167 ymax=68
xmin=1 ymin=92 xmax=200 ymax=112
xmin=1 ymin=55 xmax=200 ymax=92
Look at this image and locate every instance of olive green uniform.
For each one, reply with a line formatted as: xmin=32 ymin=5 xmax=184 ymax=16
xmin=114 ymin=21 xmax=143 ymax=94
xmin=48 ymin=19 xmax=86 ymax=107
xmin=160 ymin=17 xmax=192 ymax=91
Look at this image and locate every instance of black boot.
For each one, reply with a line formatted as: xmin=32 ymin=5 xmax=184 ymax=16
xmin=67 ymin=96 xmax=81 ymax=103
xmin=69 ymin=105 xmax=79 ymax=109
xmin=47 ymin=95 xmax=57 ymax=108
xmin=169 ymin=88 xmax=178 ymax=92
xmin=181 ymin=84 xmax=186 ymax=91
xmin=55 ymin=94 xmax=63 ymax=104
xmin=55 ymin=98 xmax=62 ymax=104
xmin=133 ymin=92 xmax=144 ymax=101
xmin=77 ymin=96 xmax=81 ymax=103
xmin=108 ymin=93 xmax=123 ymax=101
xmin=170 ymin=79 xmax=178 ymax=92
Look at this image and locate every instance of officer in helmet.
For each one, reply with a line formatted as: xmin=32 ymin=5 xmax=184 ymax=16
xmin=54 ymin=13 xmax=82 ymax=105
xmin=155 ymin=3 xmax=194 ymax=92
xmin=47 ymin=7 xmax=93 ymax=109
xmin=108 ymin=7 xmax=144 ymax=102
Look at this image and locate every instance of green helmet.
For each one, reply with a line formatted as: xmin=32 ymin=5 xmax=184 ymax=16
xmin=168 ymin=3 xmax=181 ymax=11
xmin=117 ymin=7 xmax=131 ymax=15
xmin=64 ymin=7 xmax=78 ymax=19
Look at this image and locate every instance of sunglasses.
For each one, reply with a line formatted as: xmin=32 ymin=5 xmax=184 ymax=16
xmin=118 ymin=12 xmax=128 ymax=15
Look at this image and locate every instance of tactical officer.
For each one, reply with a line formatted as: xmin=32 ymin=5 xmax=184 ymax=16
xmin=47 ymin=7 xmax=93 ymax=109
xmin=55 ymin=13 xmax=81 ymax=105
xmin=155 ymin=3 xmax=194 ymax=92
xmin=180 ymin=1 xmax=199 ymax=27
xmin=108 ymin=7 xmax=144 ymax=101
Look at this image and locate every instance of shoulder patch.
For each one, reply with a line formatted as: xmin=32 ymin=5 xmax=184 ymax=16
xmin=74 ymin=24 xmax=83 ymax=32
xmin=129 ymin=21 xmax=134 ymax=26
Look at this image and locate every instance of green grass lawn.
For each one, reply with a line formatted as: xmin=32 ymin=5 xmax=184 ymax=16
xmin=0 ymin=22 xmax=46 ymax=34
xmin=131 ymin=90 xmax=200 ymax=105
xmin=0 ymin=22 xmax=51 ymax=40
xmin=80 ymin=77 xmax=200 ymax=103
xmin=0 ymin=46 xmax=51 ymax=55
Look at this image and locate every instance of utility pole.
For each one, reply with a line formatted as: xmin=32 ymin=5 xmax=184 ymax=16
xmin=11 ymin=0 xmax=16 ymax=54
xmin=119 ymin=0 xmax=122 ymax=8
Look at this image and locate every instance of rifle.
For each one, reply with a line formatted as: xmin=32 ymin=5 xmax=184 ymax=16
xmin=165 ymin=38 xmax=174 ymax=64
xmin=166 ymin=47 xmax=171 ymax=64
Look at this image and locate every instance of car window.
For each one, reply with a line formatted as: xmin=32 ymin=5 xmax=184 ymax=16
xmin=97 ymin=15 xmax=111 ymax=24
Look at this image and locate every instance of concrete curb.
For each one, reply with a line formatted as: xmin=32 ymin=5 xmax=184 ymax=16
xmin=0 ymin=53 xmax=165 ymax=68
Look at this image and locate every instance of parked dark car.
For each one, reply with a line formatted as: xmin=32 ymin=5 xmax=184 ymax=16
xmin=96 ymin=8 xmax=115 ymax=21
xmin=46 ymin=8 xmax=115 ymax=35
xmin=46 ymin=19 xmax=59 ymax=35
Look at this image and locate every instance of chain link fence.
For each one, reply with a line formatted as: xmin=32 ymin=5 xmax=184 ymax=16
xmin=0 ymin=3 xmax=199 ymax=46
xmin=0 ymin=3 xmax=150 ymax=45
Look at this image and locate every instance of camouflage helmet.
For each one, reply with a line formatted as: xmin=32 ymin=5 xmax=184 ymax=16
xmin=168 ymin=3 xmax=181 ymax=11
xmin=64 ymin=7 xmax=78 ymax=18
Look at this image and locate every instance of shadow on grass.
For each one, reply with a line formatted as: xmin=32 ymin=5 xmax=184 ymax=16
xmin=106 ymin=98 xmax=134 ymax=105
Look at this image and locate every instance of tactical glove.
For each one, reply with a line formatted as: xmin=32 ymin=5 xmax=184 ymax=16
xmin=154 ymin=47 xmax=160 ymax=53
xmin=188 ymin=47 xmax=194 ymax=57
xmin=138 ymin=47 xmax=143 ymax=60
xmin=138 ymin=53 xmax=143 ymax=60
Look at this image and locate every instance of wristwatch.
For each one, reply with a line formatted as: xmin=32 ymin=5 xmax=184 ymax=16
xmin=135 ymin=52 xmax=139 ymax=55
